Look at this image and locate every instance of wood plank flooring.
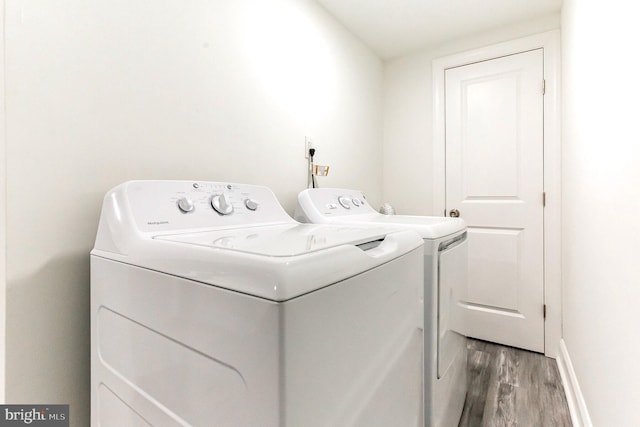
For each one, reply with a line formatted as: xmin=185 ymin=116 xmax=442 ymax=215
xmin=459 ymin=339 xmax=572 ymax=427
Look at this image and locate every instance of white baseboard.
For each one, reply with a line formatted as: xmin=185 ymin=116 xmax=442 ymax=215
xmin=556 ymin=339 xmax=593 ymax=427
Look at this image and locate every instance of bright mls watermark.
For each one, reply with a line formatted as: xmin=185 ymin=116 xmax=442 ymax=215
xmin=0 ymin=405 xmax=68 ymax=426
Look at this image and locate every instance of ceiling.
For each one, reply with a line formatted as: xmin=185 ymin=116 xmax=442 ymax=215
xmin=314 ymin=0 xmax=562 ymax=59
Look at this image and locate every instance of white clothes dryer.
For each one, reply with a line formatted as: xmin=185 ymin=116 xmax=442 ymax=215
xmin=90 ymin=180 xmax=425 ymax=427
xmin=295 ymin=188 xmax=468 ymax=427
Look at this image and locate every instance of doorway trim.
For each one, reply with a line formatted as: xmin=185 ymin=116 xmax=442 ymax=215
xmin=432 ymin=30 xmax=561 ymax=358
xmin=1 ymin=0 xmax=6 ymax=401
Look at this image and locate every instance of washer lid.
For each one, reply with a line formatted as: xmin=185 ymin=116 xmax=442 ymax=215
xmin=95 ymin=224 xmax=424 ymax=301
xmin=154 ymin=223 xmax=394 ymax=257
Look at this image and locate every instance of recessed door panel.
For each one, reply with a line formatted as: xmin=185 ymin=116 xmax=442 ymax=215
xmin=464 ymin=75 xmax=519 ymax=198
xmin=467 ymin=227 xmax=522 ymax=310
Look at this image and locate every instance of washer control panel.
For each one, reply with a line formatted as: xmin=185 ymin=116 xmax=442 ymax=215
xmin=121 ymin=181 xmax=292 ymax=233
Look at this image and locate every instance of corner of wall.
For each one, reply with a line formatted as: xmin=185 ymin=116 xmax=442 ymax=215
xmin=556 ymin=339 xmax=593 ymax=427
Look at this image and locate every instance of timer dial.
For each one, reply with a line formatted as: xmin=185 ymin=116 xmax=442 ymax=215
xmin=338 ymin=196 xmax=351 ymax=209
xmin=211 ymin=193 xmax=234 ymax=215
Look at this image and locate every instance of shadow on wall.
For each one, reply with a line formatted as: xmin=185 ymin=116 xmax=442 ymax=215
xmin=6 ymin=251 xmax=91 ymax=426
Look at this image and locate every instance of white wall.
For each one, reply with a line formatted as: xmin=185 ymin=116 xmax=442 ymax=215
xmin=2 ymin=0 xmax=382 ymax=424
xmin=561 ymin=0 xmax=640 ymax=425
xmin=382 ymin=14 xmax=560 ymax=215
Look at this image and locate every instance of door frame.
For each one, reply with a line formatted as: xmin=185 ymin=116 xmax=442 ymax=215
xmin=1 ymin=0 xmax=6 ymax=401
xmin=432 ymin=30 xmax=561 ymax=358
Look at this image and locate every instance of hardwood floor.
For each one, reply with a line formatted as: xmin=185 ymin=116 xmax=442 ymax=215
xmin=459 ymin=339 xmax=572 ymax=427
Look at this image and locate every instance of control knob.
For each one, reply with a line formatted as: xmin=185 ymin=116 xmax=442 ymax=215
xmin=211 ymin=193 xmax=234 ymax=215
xmin=177 ymin=197 xmax=195 ymax=213
xmin=244 ymin=198 xmax=259 ymax=211
xmin=338 ymin=196 xmax=351 ymax=209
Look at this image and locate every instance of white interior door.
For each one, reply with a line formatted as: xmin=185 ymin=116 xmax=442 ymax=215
xmin=445 ymin=49 xmax=544 ymax=352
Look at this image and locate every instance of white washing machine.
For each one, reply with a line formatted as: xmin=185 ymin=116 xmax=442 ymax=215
xmin=90 ymin=180 xmax=426 ymax=427
xmin=295 ymin=188 xmax=468 ymax=427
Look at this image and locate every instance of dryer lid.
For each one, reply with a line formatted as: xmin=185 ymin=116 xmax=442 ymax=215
xmin=339 ymin=214 xmax=466 ymax=240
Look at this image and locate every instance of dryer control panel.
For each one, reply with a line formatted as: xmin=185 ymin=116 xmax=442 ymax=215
xmin=104 ymin=180 xmax=294 ymax=234
xmin=295 ymin=188 xmax=377 ymax=223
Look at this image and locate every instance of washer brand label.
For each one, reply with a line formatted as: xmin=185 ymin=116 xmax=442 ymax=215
xmin=147 ymin=221 xmax=169 ymax=226
xmin=0 ymin=405 xmax=68 ymax=426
